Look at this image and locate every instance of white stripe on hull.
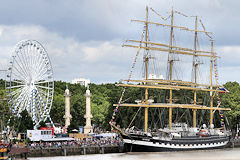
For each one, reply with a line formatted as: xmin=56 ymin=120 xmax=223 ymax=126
xmin=123 ymin=139 xmax=228 ymax=149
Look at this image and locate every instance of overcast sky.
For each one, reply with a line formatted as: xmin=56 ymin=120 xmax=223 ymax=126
xmin=0 ymin=0 xmax=239 ymax=84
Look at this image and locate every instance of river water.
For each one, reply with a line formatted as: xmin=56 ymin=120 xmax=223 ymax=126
xmin=29 ymin=148 xmax=240 ymax=160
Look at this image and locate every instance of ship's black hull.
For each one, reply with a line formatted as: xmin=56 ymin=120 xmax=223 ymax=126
xmin=122 ymin=134 xmax=230 ymax=152
xmin=124 ymin=142 xmax=227 ymax=152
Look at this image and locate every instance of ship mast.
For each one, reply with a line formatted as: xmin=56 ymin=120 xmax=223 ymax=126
xmin=117 ymin=6 xmax=231 ymax=131
xmin=168 ymin=9 xmax=174 ymax=130
xmin=144 ymin=5 xmax=149 ymax=132
xmin=193 ymin=16 xmax=198 ymax=128
xmin=210 ymin=40 xmax=214 ymax=125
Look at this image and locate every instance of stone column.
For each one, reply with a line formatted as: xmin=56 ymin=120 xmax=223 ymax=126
xmin=64 ymin=86 xmax=72 ymax=130
xmin=84 ymin=87 xmax=93 ymax=134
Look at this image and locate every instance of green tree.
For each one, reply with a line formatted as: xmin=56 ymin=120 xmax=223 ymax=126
xmin=222 ymin=82 xmax=240 ymax=129
xmin=38 ymin=121 xmax=47 ymax=128
xmin=50 ymin=93 xmax=65 ymax=125
xmin=0 ymin=79 xmax=237 ymax=132
xmin=17 ymin=109 xmax=34 ymax=133
xmin=67 ymin=121 xmax=79 ymax=133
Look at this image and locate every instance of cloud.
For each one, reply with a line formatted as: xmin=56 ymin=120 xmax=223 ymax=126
xmin=0 ymin=24 xmax=239 ymax=84
xmin=0 ymin=0 xmax=239 ymax=84
xmin=0 ymin=0 xmax=238 ymax=45
xmin=0 ymin=24 xmax=138 ymax=83
xmin=216 ymin=45 xmax=240 ymax=83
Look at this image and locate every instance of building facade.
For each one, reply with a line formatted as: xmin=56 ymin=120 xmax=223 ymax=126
xmin=72 ymin=78 xmax=90 ymax=87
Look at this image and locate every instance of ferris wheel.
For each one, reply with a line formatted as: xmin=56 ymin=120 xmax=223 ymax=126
xmin=6 ymin=40 xmax=54 ymax=126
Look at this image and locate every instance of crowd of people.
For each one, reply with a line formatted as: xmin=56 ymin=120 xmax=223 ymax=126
xmin=28 ymin=137 xmax=123 ymax=149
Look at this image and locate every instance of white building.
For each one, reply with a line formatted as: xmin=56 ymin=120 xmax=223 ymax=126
xmin=72 ymin=78 xmax=90 ymax=87
xmin=27 ymin=130 xmax=53 ymax=141
xmin=148 ymin=74 xmax=164 ymax=80
xmin=148 ymin=74 xmax=157 ymax=79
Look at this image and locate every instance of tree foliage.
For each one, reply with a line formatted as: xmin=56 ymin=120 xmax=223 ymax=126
xmin=8 ymin=109 xmax=34 ymax=133
xmin=67 ymin=121 xmax=79 ymax=133
xmin=221 ymin=82 xmax=240 ymax=129
xmin=1 ymin=79 xmax=240 ymax=133
xmin=17 ymin=109 xmax=34 ymax=133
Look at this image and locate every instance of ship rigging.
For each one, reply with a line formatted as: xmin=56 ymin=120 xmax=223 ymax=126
xmin=110 ymin=6 xmax=231 ymax=152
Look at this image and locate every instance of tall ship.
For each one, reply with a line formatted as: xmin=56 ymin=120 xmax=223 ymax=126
xmin=110 ymin=6 xmax=231 ymax=152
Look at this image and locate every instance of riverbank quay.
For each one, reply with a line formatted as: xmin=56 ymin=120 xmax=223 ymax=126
xmin=6 ymin=136 xmax=123 ymax=159
xmin=11 ymin=136 xmax=240 ymax=158
xmin=6 ymin=142 xmax=123 ymax=159
xmin=28 ymin=143 xmax=124 ymax=157
xmin=8 ymin=139 xmax=240 ymax=159
xmin=28 ymin=138 xmax=123 ymax=158
xmin=26 ymin=148 xmax=240 ymax=160
xmin=8 ymin=146 xmax=30 ymax=159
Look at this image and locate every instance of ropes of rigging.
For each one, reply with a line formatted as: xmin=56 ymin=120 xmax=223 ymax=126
xmin=128 ymin=107 xmax=142 ymax=129
xmin=150 ymin=8 xmax=171 ymax=21
xmin=199 ymin=19 xmax=213 ymax=39
xmin=213 ymin=52 xmax=225 ymax=127
xmin=110 ymin=28 xmax=145 ymax=130
xmin=174 ymin=11 xmax=188 ymax=17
